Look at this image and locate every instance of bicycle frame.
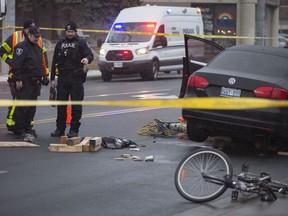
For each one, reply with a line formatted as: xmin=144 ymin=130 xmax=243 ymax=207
xmin=202 ymin=168 xmax=284 ymax=201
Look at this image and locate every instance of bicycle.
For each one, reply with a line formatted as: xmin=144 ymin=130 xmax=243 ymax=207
xmin=137 ymin=119 xmax=186 ymax=137
xmin=174 ymin=147 xmax=288 ymax=203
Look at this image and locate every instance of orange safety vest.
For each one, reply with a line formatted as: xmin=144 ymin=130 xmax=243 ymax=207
xmin=12 ymin=31 xmax=48 ymax=77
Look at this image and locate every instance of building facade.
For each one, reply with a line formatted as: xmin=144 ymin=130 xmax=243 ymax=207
xmin=142 ymin=0 xmax=281 ymax=47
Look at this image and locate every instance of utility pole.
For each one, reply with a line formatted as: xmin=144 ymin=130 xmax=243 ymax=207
xmin=255 ymin=0 xmax=265 ymax=45
xmin=1 ymin=0 xmax=15 ymax=74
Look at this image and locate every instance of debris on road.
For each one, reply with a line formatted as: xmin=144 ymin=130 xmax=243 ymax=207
xmin=113 ymin=153 xmax=143 ymax=161
xmin=144 ymin=155 xmax=154 ymax=162
xmin=102 ymin=136 xmax=145 ymax=149
xmin=137 ymin=118 xmax=187 ymax=138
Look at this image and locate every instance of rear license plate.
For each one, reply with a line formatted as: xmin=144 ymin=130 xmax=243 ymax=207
xmin=114 ymin=62 xmax=123 ymax=68
xmin=220 ymin=87 xmax=241 ymax=97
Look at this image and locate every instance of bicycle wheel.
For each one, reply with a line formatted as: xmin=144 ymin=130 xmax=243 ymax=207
xmin=174 ymin=147 xmax=233 ymax=203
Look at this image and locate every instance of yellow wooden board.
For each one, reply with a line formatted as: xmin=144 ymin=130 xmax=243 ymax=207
xmin=0 ymin=141 xmax=39 ymax=148
xmin=49 ymin=144 xmax=82 ymax=152
xmin=66 ymin=137 xmax=83 ymax=146
xmin=75 ymin=137 xmax=92 ymax=146
xmin=49 ymin=137 xmax=101 ymax=153
xmin=75 ymin=137 xmax=92 ymax=152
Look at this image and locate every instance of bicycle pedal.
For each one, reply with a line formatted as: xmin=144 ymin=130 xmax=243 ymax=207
xmin=241 ymin=163 xmax=249 ymax=172
xmin=231 ymin=190 xmax=239 ymax=200
xmin=261 ymin=191 xmax=277 ymax=201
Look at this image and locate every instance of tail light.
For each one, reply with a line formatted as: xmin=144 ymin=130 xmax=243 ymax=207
xmin=187 ymin=75 xmax=209 ymax=88
xmin=254 ymin=87 xmax=288 ymax=100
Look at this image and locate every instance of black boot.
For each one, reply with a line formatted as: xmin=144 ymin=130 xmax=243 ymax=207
xmin=67 ymin=130 xmax=78 ymax=138
xmin=51 ymin=129 xmax=65 ymax=137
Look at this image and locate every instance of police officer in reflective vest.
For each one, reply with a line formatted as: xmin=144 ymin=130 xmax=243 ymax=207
xmin=11 ymin=26 xmax=48 ymax=141
xmin=50 ymin=21 xmax=94 ymax=138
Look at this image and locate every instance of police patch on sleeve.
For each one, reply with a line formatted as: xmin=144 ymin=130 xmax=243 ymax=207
xmin=16 ymin=48 xmax=23 ymax=56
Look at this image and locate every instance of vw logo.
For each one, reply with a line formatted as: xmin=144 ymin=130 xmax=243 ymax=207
xmin=228 ymin=77 xmax=236 ymax=85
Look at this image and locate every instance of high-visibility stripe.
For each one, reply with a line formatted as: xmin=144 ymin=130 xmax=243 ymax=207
xmin=12 ymin=31 xmax=24 ymax=53
xmin=2 ymin=43 xmax=12 ymax=62
xmin=6 ymin=106 xmax=16 ymax=126
xmin=36 ymin=36 xmax=49 ymax=76
xmin=2 ymin=53 xmax=8 ymax=61
xmin=2 ymin=42 xmax=12 ymax=53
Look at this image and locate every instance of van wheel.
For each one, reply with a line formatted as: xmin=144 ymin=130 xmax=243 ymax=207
xmin=186 ymin=120 xmax=208 ymax=142
xmin=101 ymin=71 xmax=112 ymax=82
xmin=142 ymin=60 xmax=159 ymax=81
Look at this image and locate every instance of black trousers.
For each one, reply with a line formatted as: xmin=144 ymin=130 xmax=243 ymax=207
xmin=56 ymin=72 xmax=84 ymax=132
xmin=7 ymin=80 xmax=41 ymax=133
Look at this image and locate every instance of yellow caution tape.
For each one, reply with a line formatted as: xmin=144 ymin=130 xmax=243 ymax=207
xmin=0 ymin=98 xmax=288 ymax=110
xmin=0 ymin=25 xmax=275 ymax=40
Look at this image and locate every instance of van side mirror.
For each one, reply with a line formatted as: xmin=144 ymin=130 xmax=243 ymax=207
xmin=153 ymin=36 xmax=167 ymax=48
xmin=97 ymin=38 xmax=104 ymax=48
xmin=160 ymin=36 xmax=167 ymax=47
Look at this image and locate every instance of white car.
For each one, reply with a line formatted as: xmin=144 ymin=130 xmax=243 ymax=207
xmin=278 ymin=36 xmax=288 ymax=47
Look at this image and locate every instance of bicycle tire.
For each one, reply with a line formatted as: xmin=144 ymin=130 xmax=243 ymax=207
xmin=174 ymin=147 xmax=233 ymax=203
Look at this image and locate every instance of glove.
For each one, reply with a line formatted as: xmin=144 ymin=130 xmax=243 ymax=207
xmin=49 ymin=86 xmax=56 ymax=107
xmin=41 ymin=76 xmax=50 ymax=86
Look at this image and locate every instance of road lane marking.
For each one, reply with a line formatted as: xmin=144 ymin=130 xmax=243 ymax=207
xmin=132 ymin=93 xmax=178 ymax=99
xmin=85 ymin=89 xmax=171 ymax=98
xmin=0 ymin=107 xmax=165 ymax=128
xmin=0 ymin=171 xmax=8 ymax=175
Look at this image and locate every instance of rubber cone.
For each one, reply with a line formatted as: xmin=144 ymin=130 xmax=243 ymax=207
xmin=66 ymin=96 xmax=72 ymax=125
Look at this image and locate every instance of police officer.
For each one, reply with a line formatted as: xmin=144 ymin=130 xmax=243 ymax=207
xmin=1 ymin=18 xmax=49 ymax=136
xmin=0 ymin=18 xmax=49 ymax=98
xmin=11 ymin=26 xmax=49 ymax=141
xmin=50 ymin=21 xmax=94 ymax=138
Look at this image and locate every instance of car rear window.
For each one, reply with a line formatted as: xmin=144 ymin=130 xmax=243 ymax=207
xmin=207 ymin=50 xmax=288 ymax=77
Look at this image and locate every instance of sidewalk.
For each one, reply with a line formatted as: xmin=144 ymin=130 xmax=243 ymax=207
xmin=0 ymin=69 xmax=102 ymax=83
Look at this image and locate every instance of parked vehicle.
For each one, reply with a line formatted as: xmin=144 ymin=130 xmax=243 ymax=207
xmin=278 ymin=36 xmax=288 ymax=48
xmin=98 ymin=5 xmax=203 ymax=81
xmin=180 ymin=35 xmax=288 ymax=143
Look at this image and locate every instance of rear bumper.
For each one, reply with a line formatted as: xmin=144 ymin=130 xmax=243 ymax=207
xmin=98 ymin=60 xmax=151 ymax=75
xmin=182 ymin=108 xmax=288 ymax=138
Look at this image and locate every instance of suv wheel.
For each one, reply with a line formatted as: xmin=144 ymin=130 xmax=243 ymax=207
xmin=186 ymin=120 xmax=208 ymax=142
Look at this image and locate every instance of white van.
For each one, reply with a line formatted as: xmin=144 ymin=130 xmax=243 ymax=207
xmin=98 ymin=5 xmax=203 ymax=81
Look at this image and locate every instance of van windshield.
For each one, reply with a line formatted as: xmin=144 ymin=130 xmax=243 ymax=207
xmin=107 ymin=22 xmax=156 ymax=43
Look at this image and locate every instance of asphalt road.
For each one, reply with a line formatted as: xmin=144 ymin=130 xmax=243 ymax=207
xmin=1 ymin=74 xmax=288 ymax=216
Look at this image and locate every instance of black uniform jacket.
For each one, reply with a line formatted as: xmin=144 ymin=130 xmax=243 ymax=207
xmin=50 ymin=35 xmax=94 ymax=81
xmin=12 ymin=38 xmax=43 ymax=81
